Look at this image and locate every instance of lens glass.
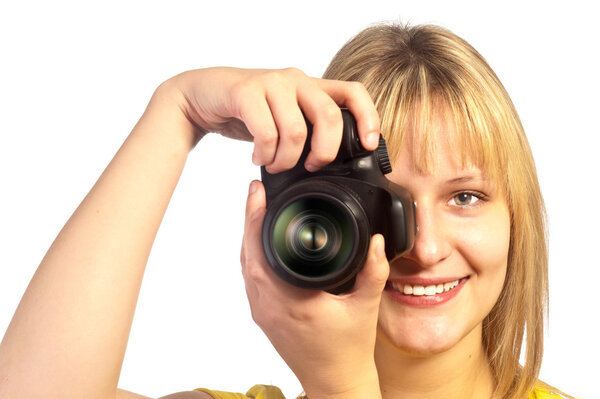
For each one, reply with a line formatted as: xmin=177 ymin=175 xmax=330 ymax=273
xmin=272 ymin=197 xmax=355 ymax=278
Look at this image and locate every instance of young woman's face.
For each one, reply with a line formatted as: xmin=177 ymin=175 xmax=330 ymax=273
xmin=377 ymin=112 xmax=510 ymax=357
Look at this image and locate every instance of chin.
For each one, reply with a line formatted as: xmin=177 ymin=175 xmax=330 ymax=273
xmin=378 ymin=324 xmax=461 ymax=358
xmin=376 ymin=311 xmax=482 ymax=360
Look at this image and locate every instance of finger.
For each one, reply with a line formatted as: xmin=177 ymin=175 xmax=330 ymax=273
xmin=316 ymin=79 xmax=381 ymax=151
xmin=264 ymin=86 xmax=308 ymax=174
xmin=241 ymin=180 xmax=310 ymax=314
xmin=240 ymin=180 xmax=290 ymax=289
xmin=296 ymin=84 xmax=344 ymax=172
xmin=240 ymin=182 xmax=265 ymax=326
xmin=351 ymin=234 xmax=389 ymax=299
xmin=235 ymin=96 xmax=279 ymax=166
xmin=242 ymin=180 xmax=268 ymax=268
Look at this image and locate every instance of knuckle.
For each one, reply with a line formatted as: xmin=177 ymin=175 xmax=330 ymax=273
xmin=282 ymin=67 xmax=306 ymax=78
xmin=348 ymin=80 xmax=368 ymax=94
xmin=372 ymin=268 xmax=389 ymax=287
xmin=264 ymin=69 xmax=284 ymax=84
xmin=256 ymin=130 xmax=279 ymax=146
xmin=240 ymin=243 xmax=250 ymax=267
xmin=321 ymin=104 xmax=343 ymax=124
xmin=264 ymin=68 xmax=299 ymax=86
xmin=287 ymin=307 xmax=311 ymax=323
xmin=230 ymin=79 xmax=256 ymax=100
xmin=244 ymin=259 xmax=265 ymax=284
xmin=286 ymin=121 xmax=308 ymax=143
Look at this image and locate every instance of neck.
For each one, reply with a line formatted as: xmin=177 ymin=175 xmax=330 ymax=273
xmin=375 ymin=324 xmax=495 ymax=399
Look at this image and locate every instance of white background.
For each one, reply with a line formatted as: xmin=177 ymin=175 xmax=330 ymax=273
xmin=1 ymin=1 xmax=598 ymax=398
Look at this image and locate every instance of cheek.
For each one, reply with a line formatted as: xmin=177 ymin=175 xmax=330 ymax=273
xmin=458 ymin=205 xmax=511 ymax=293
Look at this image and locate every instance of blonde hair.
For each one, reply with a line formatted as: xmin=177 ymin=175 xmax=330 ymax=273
xmin=323 ymin=23 xmax=548 ymax=399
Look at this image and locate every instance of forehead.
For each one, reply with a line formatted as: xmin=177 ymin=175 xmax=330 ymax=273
xmin=397 ymin=105 xmax=461 ymax=170
xmin=385 ymin=105 xmax=495 ymax=187
xmin=389 ymin=136 xmax=486 ymax=183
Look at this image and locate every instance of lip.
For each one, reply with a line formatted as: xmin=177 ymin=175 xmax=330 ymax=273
xmin=388 ymin=276 xmax=467 ymax=286
xmin=384 ymin=276 xmax=470 ymax=307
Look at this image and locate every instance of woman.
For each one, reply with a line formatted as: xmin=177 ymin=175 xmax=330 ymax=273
xmin=0 ymin=23 xmax=569 ymax=399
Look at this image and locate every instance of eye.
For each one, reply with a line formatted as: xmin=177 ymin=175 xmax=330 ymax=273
xmin=448 ymin=191 xmax=485 ymax=207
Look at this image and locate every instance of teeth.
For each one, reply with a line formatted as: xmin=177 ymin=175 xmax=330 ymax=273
xmin=424 ymin=285 xmax=436 ymax=295
xmin=390 ymin=280 xmax=461 ymax=296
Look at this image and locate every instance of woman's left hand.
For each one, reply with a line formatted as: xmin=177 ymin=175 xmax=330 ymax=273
xmin=240 ymin=180 xmax=388 ymax=399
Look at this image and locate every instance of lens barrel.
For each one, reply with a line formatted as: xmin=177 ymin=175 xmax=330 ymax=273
xmin=262 ymin=179 xmax=370 ymax=292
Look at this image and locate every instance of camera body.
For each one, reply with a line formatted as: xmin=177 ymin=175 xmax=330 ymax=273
xmin=261 ymin=109 xmax=416 ymax=293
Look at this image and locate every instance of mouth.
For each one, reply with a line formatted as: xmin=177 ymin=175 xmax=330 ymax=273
xmin=387 ymin=278 xmax=465 ymax=296
xmin=384 ymin=277 xmax=470 ymax=305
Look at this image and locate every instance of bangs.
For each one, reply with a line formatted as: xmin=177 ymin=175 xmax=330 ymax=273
xmin=370 ymin=63 xmax=509 ymax=186
xmin=322 ymin=23 xmax=547 ymax=398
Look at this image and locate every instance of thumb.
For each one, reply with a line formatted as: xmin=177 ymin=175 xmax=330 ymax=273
xmin=244 ymin=180 xmax=267 ymax=232
xmin=351 ymin=234 xmax=389 ymax=299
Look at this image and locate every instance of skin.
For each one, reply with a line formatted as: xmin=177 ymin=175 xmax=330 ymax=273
xmin=375 ymin=111 xmax=511 ymax=398
xmin=0 ymin=67 xmax=510 ymax=399
xmin=0 ymin=68 xmax=382 ymax=399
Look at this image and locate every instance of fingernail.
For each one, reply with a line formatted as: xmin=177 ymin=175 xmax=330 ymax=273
xmin=367 ymin=133 xmax=379 ymax=149
xmin=376 ymin=236 xmax=385 ymax=259
xmin=305 ymin=163 xmax=318 ymax=172
xmin=249 ymin=181 xmax=257 ymax=194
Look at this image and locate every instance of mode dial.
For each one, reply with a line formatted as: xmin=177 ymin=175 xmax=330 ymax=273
xmin=376 ymin=135 xmax=392 ymax=174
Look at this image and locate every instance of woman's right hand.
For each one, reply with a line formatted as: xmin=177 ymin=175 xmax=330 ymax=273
xmin=0 ymin=66 xmax=381 ymax=399
xmin=166 ymin=68 xmax=385 ymax=397
xmin=162 ymin=67 xmax=381 ymax=173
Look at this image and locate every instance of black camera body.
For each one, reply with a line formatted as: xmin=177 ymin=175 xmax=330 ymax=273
xmin=261 ymin=109 xmax=416 ymax=293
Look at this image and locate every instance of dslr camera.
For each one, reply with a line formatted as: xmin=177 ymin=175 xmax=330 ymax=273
xmin=261 ymin=109 xmax=416 ymax=293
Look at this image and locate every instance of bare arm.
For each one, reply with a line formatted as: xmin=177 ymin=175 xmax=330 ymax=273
xmin=0 ymin=68 xmax=380 ymax=399
xmin=0 ymin=83 xmax=197 ymax=399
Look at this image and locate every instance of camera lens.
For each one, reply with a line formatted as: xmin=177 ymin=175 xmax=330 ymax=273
xmin=297 ymin=220 xmax=328 ymax=252
xmin=272 ymin=198 xmax=351 ymax=277
xmin=262 ymin=180 xmax=370 ymax=291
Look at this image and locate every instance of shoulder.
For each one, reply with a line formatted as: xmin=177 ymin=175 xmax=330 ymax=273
xmin=531 ymin=383 xmax=577 ymax=399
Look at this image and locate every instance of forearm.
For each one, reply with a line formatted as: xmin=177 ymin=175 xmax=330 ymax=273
xmin=0 ymin=82 xmax=196 ymax=399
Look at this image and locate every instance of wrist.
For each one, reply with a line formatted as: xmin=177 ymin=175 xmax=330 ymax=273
xmin=138 ymin=78 xmax=204 ymax=152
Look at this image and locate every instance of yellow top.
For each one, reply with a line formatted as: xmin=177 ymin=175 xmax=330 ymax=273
xmin=194 ymin=385 xmax=287 ymax=399
xmin=195 ymin=384 xmax=571 ymax=398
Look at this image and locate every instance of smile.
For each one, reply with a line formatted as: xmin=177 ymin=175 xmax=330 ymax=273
xmin=388 ymin=280 xmax=461 ymax=296
xmin=384 ymin=277 xmax=470 ymax=306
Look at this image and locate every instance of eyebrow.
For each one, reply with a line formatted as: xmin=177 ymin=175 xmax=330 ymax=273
xmin=445 ymin=174 xmax=487 ymax=185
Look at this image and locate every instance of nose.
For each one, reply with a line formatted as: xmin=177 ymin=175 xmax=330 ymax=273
xmin=404 ymin=204 xmax=451 ymax=267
